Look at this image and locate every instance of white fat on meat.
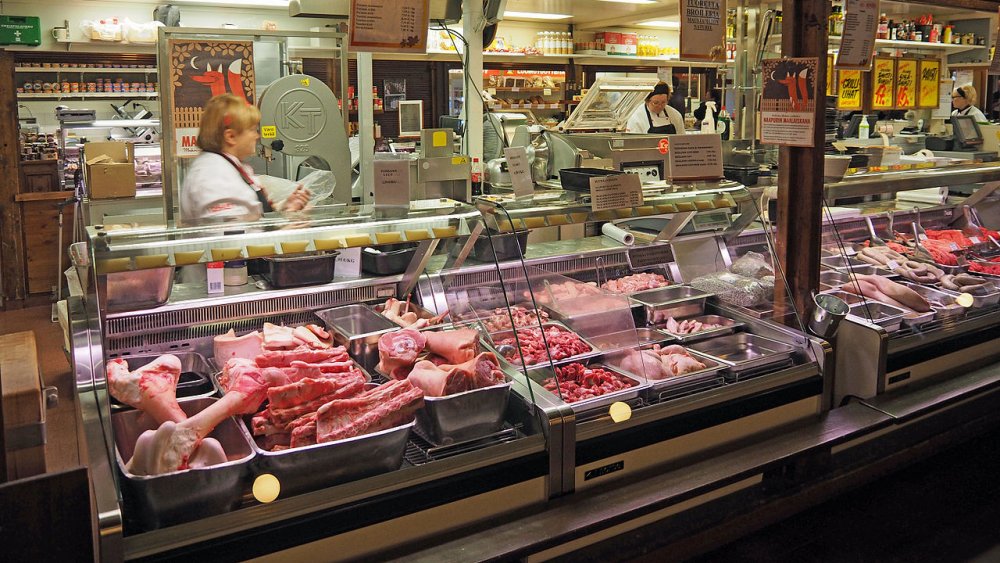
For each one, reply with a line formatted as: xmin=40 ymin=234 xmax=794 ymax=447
xmin=213 ymin=329 xmax=263 ymax=362
xmin=262 ymin=323 xmax=298 ymax=350
xmin=107 ymin=355 xmax=187 ymax=425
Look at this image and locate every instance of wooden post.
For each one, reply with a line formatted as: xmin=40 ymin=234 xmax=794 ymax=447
xmin=776 ymin=0 xmax=829 ymax=318
xmin=0 ymin=51 xmax=27 ymax=305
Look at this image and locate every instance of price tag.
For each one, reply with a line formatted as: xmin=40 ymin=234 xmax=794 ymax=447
xmin=207 ymin=262 xmax=224 ymax=294
xmin=845 ymin=247 xmax=857 ymax=256
xmin=373 ymin=160 xmax=410 ymax=208
xmin=511 ymin=86 xmax=520 ymax=92
xmin=543 ymin=88 xmax=552 ymax=96
xmin=336 ymin=247 xmax=362 ymax=278
xmin=949 ymin=243 xmax=960 ymax=251
xmin=886 ymin=259 xmax=899 ymax=271
xmin=590 ymin=174 xmax=643 ymax=212
xmin=970 ymin=236 xmax=982 ymax=244
xmin=487 ymin=87 xmax=496 ymax=95
xmin=503 ymin=146 xmax=534 ymax=198
xmin=626 ymin=244 xmax=674 ymax=269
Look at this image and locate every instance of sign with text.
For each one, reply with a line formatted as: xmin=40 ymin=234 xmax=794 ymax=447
xmin=590 ymin=174 xmax=643 ymax=212
xmin=895 ymin=59 xmax=917 ymax=109
xmin=503 ymin=146 xmax=534 ymax=198
xmin=167 ymin=39 xmax=255 ymax=155
xmin=373 ymin=160 xmax=410 ymax=208
xmin=336 ymin=247 xmax=362 ymax=278
xmin=918 ymin=59 xmax=941 ymax=109
xmin=349 ymin=0 xmax=429 ymax=53
xmin=837 ymin=69 xmax=863 ymax=110
xmin=761 ymin=57 xmax=818 ymax=147
xmin=680 ymin=0 xmax=726 ymax=61
xmin=871 ymin=57 xmax=895 ymax=110
xmin=837 ymin=0 xmax=879 ymax=70
xmin=667 ymin=134 xmax=724 ymax=181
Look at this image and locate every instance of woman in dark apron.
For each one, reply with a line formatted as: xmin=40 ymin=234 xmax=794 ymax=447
xmin=627 ymin=82 xmax=685 ymax=134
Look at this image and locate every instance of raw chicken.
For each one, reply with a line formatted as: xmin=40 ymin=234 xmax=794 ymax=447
xmin=616 ymin=344 xmax=706 ymax=380
xmin=126 ymin=364 xmax=273 ymax=475
xmin=213 ymin=330 xmax=263 ymax=362
xmin=107 ymin=355 xmax=187 ymax=426
xmin=380 ymin=298 xmax=448 ymax=329
xmin=664 ymin=317 xmax=723 ymax=335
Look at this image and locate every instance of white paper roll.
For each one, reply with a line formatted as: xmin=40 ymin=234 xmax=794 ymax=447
xmin=602 ymin=222 xmax=634 ymax=246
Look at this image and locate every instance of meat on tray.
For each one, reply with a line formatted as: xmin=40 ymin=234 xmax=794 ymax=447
xmin=481 ymin=305 xmax=549 ymax=332
xmin=925 ymin=229 xmax=975 ymax=249
xmin=541 ymin=363 xmax=636 ymax=403
xmin=942 ymin=272 xmax=995 ymax=293
xmin=664 ymin=317 xmax=722 ymax=335
xmin=495 ymin=325 xmax=592 ymax=366
xmin=969 ymin=261 xmax=1000 ymax=277
xmin=840 ymin=274 xmax=931 ymax=312
xmin=530 ymin=280 xmax=602 ymax=305
xmin=406 ymin=352 xmax=506 ymax=397
xmin=376 ymin=328 xmax=481 ymax=378
xmin=214 ymin=323 xmax=332 ymax=363
xmin=313 ymin=379 xmax=424 ymax=444
xmin=380 ymin=297 xmax=448 ymax=329
xmin=600 ymin=272 xmax=671 ymax=294
xmin=618 ymin=344 xmax=707 ymax=380
xmin=107 ymin=354 xmax=187 ymax=426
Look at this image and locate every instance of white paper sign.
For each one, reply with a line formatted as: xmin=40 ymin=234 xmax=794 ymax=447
xmin=349 ymin=0 xmax=429 ymax=53
xmin=680 ymin=0 xmax=725 ymax=61
xmin=666 ymin=134 xmax=724 ymax=181
xmin=336 ymin=247 xmax=363 ymax=278
xmin=373 ymin=160 xmax=410 ymax=208
xmin=503 ymin=147 xmax=534 ymax=198
xmin=837 ymin=0 xmax=879 ymax=70
xmin=590 ymin=174 xmax=643 ymax=212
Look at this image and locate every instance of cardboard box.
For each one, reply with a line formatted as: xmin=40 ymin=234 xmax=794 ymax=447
xmin=84 ymin=141 xmax=136 ymax=199
xmin=596 ymin=31 xmax=637 ymax=56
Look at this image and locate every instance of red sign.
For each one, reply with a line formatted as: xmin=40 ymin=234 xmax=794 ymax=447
xmin=658 ymin=138 xmax=670 ymax=154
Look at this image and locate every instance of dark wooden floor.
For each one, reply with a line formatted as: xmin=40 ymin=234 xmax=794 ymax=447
xmin=691 ymin=426 xmax=1000 ymax=563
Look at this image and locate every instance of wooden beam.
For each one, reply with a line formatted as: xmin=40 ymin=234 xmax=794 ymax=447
xmin=0 ymin=51 xmax=27 ymax=304
xmin=776 ymin=0 xmax=829 ymax=318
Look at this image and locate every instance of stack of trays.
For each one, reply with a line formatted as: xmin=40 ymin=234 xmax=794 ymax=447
xmin=112 ymin=397 xmax=255 ymax=532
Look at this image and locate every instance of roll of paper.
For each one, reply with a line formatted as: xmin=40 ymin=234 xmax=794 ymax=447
xmin=602 ymin=222 xmax=634 ymax=246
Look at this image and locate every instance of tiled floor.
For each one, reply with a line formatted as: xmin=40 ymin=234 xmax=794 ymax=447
xmin=1 ymin=305 xmax=81 ymax=472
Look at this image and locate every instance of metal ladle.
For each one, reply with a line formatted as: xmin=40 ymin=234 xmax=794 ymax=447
xmin=911 ymin=222 xmax=935 ymax=263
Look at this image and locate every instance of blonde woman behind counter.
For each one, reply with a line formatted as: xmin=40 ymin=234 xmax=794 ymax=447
xmin=951 ymin=84 xmax=988 ymax=123
xmin=181 ymin=94 xmax=310 ymax=224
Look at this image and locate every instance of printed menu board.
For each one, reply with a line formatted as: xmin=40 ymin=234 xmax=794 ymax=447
xmin=837 ymin=69 xmax=863 ymax=110
xmin=918 ymin=59 xmax=941 ymax=109
xmin=871 ymin=57 xmax=895 ymax=110
xmin=895 ymin=59 xmax=917 ymax=109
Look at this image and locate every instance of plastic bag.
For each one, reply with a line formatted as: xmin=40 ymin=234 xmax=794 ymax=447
xmin=123 ymin=19 xmax=163 ymax=44
xmin=689 ymin=272 xmax=770 ymax=307
xmin=730 ymin=251 xmax=774 ymax=279
xmin=258 ymin=170 xmax=336 ymax=208
xmin=81 ymin=18 xmax=123 ymax=42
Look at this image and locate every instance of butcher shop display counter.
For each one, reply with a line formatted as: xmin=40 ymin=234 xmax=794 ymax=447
xmin=813 ymin=168 xmax=1000 ymax=405
xmin=69 ymin=186 xmax=828 ymax=560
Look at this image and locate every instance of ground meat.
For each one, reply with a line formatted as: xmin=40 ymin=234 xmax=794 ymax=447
xmin=495 ymin=325 xmax=591 ymax=366
xmin=541 ymin=363 xmax=636 ymax=403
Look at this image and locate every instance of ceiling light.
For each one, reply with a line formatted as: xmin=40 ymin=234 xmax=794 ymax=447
xmin=503 ymin=11 xmax=572 ymax=20
xmin=601 ymin=0 xmax=659 ymax=4
xmin=638 ymin=21 xmax=681 ymax=29
xmin=173 ymin=0 xmax=290 ymax=7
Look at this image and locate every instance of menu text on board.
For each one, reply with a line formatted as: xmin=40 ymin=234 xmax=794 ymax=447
xmin=590 ymin=174 xmax=644 ymax=212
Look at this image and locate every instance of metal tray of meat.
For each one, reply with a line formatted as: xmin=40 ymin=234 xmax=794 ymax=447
xmin=245 ymin=417 xmax=414 ymax=498
xmin=629 ymin=285 xmax=712 ymax=325
xmin=932 ymin=283 xmax=1000 ymax=308
xmin=587 ymin=327 xmax=674 ymax=352
xmin=819 ymin=270 xmax=857 ymax=288
xmin=371 ymin=301 xmax=446 ymax=328
xmin=526 ymin=360 xmax=647 ymax=414
xmin=415 ymin=381 xmax=512 ymax=446
xmin=474 ymin=304 xmax=552 ymax=333
xmin=820 ymin=255 xmax=877 ymax=276
xmin=898 ymin=282 xmax=966 ymax=320
xmin=110 ymin=352 xmax=217 ymax=406
xmin=641 ymin=349 xmax=725 ymax=395
xmin=847 ymin=301 xmax=908 ymax=332
xmin=688 ymin=333 xmax=796 ymax=374
xmin=112 ymin=397 xmax=255 ymax=532
xmin=597 ymin=268 xmax=673 ymax=296
xmin=486 ymin=321 xmax=598 ymax=369
xmin=316 ymin=304 xmax=399 ymax=372
xmin=656 ymin=315 xmax=743 ymax=343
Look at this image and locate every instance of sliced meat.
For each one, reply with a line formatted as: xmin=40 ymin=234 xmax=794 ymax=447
xmin=255 ymin=346 xmax=349 ymax=368
xmin=315 ymin=380 xmax=424 ymax=443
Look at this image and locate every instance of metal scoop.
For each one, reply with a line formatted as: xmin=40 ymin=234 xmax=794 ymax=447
xmin=970 ymin=207 xmax=1000 ymax=251
xmin=911 ymin=222 xmax=935 ymax=263
xmin=865 ymin=216 xmax=887 ymax=247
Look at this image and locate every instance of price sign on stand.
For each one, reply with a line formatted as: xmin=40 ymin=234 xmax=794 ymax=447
xmin=667 ymin=134 xmax=723 ymax=181
xmin=373 ymin=160 xmax=410 ymax=208
xmin=590 ymin=174 xmax=643 ymax=212
xmin=503 ymin=146 xmax=534 ymax=198
xmin=336 ymin=247 xmax=362 ymax=278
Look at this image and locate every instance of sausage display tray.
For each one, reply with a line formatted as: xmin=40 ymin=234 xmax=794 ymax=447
xmin=688 ymin=333 xmax=796 ymax=376
xmin=932 ymin=283 xmax=1000 ymax=308
xmin=112 ymin=397 xmax=255 ymax=532
xmin=899 ymin=283 xmax=966 ymax=320
xmin=415 ymin=382 xmax=512 ymax=446
xmin=485 ymin=321 xmax=599 ymax=369
xmin=848 ymin=301 xmax=909 ymax=332
xmin=525 ymin=360 xmax=647 ymax=415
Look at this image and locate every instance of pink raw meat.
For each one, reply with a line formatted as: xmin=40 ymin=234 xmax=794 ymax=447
xmin=255 ymin=346 xmax=349 ymax=368
xmin=107 ymin=355 xmax=187 ymax=425
xmin=315 ymin=380 xmax=424 ymax=443
xmin=423 ymin=328 xmax=479 ymax=365
xmin=376 ymin=329 xmax=427 ymax=374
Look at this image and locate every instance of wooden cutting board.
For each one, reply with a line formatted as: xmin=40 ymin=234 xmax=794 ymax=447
xmin=0 ymin=331 xmax=47 ymax=480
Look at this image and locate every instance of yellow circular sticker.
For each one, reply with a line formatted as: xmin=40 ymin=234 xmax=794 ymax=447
xmin=609 ymin=401 xmax=632 ymax=423
xmin=253 ymin=473 xmax=281 ymax=503
xmin=955 ymin=293 xmax=975 ymax=308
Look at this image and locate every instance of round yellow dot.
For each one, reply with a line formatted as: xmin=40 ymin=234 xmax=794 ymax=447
xmin=253 ymin=473 xmax=281 ymax=503
xmin=955 ymin=293 xmax=975 ymax=308
xmin=609 ymin=401 xmax=632 ymax=423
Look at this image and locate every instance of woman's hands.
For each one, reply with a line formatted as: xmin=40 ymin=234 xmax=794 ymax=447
xmin=281 ymin=184 xmax=312 ymax=212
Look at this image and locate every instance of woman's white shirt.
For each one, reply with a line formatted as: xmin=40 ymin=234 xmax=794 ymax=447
xmin=953 ymin=104 xmax=987 ymax=123
xmin=625 ymin=104 xmax=686 ymax=134
xmin=180 ymin=151 xmax=263 ymax=224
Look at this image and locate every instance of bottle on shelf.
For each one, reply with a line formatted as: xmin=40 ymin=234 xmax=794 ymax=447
xmin=877 ymin=13 xmax=889 ymax=39
xmin=858 ymin=116 xmax=870 ymax=140
xmin=943 ymin=25 xmax=953 ymax=44
xmin=471 ymin=157 xmax=483 ymax=197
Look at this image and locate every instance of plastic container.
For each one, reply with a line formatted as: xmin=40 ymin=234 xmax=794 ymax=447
xmin=262 ymin=252 xmax=337 ymax=288
xmin=450 ymin=230 xmax=529 ymax=262
xmin=361 ymin=243 xmax=418 ymax=275
xmin=558 ymin=167 xmax=625 ymax=192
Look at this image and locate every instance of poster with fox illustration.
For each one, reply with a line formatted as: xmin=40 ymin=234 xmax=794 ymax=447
xmin=760 ymin=57 xmax=818 ymax=147
xmin=167 ymin=39 xmax=256 ymax=155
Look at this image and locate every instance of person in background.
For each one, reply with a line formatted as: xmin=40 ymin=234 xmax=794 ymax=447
xmin=694 ymin=89 xmax=723 ymax=131
xmin=181 ymin=94 xmax=310 ymax=224
xmin=669 ymin=75 xmax=687 ymax=118
xmin=951 ymin=84 xmax=987 ymax=123
xmin=625 ymin=82 xmax=686 ymax=134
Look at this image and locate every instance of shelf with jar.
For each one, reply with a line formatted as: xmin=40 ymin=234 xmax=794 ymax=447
xmin=15 ymin=64 xmax=158 ymax=98
xmin=483 ymin=69 xmax=566 ymax=112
